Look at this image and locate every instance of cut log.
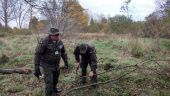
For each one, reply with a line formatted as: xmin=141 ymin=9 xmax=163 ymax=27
xmin=0 ymin=67 xmax=32 ymax=74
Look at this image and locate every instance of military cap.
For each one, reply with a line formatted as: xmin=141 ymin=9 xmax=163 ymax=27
xmin=48 ymin=28 xmax=62 ymax=35
xmin=79 ymin=43 xmax=88 ymax=54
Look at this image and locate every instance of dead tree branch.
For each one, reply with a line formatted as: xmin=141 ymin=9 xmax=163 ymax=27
xmin=63 ymin=68 xmax=137 ymax=95
xmin=0 ymin=67 xmax=32 ymax=74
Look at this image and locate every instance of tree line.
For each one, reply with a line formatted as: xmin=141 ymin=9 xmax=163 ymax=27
xmin=0 ymin=0 xmax=170 ymax=38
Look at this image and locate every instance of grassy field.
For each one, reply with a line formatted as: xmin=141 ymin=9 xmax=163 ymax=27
xmin=0 ymin=33 xmax=170 ymax=96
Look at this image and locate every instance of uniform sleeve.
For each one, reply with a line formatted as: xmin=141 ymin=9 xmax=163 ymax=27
xmin=61 ymin=44 xmax=68 ymax=68
xmin=90 ymin=46 xmax=97 ymax=71
xmin=73 ymin=46 xmax=80 ymax=63
xmin=34 ymin=39 xmax=46 ymax=67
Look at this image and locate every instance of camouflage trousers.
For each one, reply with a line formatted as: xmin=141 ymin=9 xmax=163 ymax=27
xmin=80 ymin=60 xmax=97 ymax=84
xmin=43 ymin=67 xmax=60 ymax=96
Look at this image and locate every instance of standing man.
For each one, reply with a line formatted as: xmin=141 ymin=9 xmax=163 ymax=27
xmin=73 ymin=43 xmax=97 ymax=87
xmin=34 ymin=28 xmax=68 ymax=96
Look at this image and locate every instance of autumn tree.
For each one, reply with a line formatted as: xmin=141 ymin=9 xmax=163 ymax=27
xmin=87 ymin=18 xmax=101 ymax=32
xmin=29 ymin=16 xmax=38 ymax=31
xmin=109 ymin=15 xmax=132 ymax=34
xmin=24 ymin=0 xmax=89 ymax=33
xmin=63 ymin=0 xmax=89 ymax=30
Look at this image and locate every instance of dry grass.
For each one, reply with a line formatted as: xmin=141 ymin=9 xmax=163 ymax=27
xmin=0 ymin=33 xmax=170 ymax=96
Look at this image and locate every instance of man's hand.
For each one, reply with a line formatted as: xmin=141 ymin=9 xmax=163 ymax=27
xmin=88 ymin=71 xmax=94 ymax=78
xmin=34 ymin=67 xmax=42 ymax=79
xmin=76 ymin=62 xmax=80 ymax=68
xmin=76 ymin=62 xmax=80 ymax=74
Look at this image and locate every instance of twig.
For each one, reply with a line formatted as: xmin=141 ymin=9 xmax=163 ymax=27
xmin=76 ymin=59 xmax=151 ymax=80
xmin=63 ymin=68 xmax=137 ymax=95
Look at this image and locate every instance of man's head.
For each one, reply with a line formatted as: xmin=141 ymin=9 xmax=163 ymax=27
xmin=79 ymin=43 xmax=88 ymax=54
xmin=49 ymin=28 xmax=61 ymax=41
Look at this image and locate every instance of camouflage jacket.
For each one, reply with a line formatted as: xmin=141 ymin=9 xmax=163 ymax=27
xmin=34 ymin=36 xmax=68 ymax=69
xmin=73 ymin=44 xmax=97 ymax=68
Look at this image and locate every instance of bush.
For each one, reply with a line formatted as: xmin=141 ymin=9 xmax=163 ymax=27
xmin=104 ymin=63 xmax=114 ymax=70
xmin=128 ymin=39 xmax=143 ymax=58
xmin=0 ymin=26 xmax=13 ymax=33
xmin=160 ymin=40 xmax=170 ymax=50
xmin=12 ymin=28 xmax=32 ymax=35
xmin=0 ymin=32 xmax=6 ymax=37
xmin=0 ymin=54 xmax=10 ymax=64
xmin=12 ymin=27 xmax=22 ymax=33
xmin=98 ymin=74 xmax=110 ymax=82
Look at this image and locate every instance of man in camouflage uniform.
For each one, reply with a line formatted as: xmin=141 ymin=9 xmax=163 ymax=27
xmin=34 ymin=28 xmax=68 ymax=96
xmin=74 ymin=43 xmax=97 ymax=87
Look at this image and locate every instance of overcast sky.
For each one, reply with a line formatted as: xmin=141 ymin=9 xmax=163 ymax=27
xmin=79 ymin=0 xmax=156 ymax=21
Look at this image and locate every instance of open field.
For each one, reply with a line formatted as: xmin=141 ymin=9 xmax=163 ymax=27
xmin=0 ymin=33 xmax=170 ymax=96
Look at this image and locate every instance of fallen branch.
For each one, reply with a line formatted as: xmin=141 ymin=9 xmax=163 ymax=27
xmin=74 ymin=59 xmax=151 ymax=81
xmin=63 ymin=59 xmax=170 ymax=95
xmin=0 ymin=67 xmax=32 ymax=74
xmin=63 ymin=68 xmax=137 ymax=95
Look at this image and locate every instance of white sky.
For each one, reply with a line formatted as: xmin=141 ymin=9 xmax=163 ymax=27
xmin=79 ymin=0 xmax=156 ymax=21
xmin=9 ymin=0 xmax=156 ymax=27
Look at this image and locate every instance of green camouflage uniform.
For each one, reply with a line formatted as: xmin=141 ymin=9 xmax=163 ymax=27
xmin=34 ymin=36 xmax=68 ymax=96
xmin=74 ymin=43 xmax=97 ymax=85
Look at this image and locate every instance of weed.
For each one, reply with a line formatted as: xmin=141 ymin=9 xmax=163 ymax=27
xmin=0 ymin=54 xmax=10 ymax=64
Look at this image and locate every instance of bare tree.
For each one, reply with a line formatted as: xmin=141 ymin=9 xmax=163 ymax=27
xmin=120 ymin=0 xmax=132 ymax=18
xmin=0 ymin=0 xmax=18 ymax=30
xmin=13 ymin=0 xmax=30 ymax=29
xmin=24 ymin=0 xmax=86 ymax=33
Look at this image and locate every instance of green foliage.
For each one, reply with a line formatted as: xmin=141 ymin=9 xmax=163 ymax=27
xmin=98 ymin=74 xmax=110 ymax=82
xmin=128 ymin=39 xmax=143 ymax=58
xmin=86 ymin=15 xmax=144 ymax=35
xmin=104 ymin=63 xmax=114 ymax=70
xmin=121 ymin=59 xmax=136 ymax=65
xmin=160 ymin=40 xmax=170 ymax=50
xmin=32 ymin=88 xmax=44 ymax=96
xmin=0 ymin=26 xmax=13 ymax=33
xmin=109 ymin=15 xmax=132 ymax=33
xmin=7 ymin=85 xmax=25 ymax=93
xmin=134 ymin=75 xmax=147 ymax=84
xmin=0 ymin=35 xmax=170 ymax=96
xmin=87 ymin=18 xmax=101 ymax=32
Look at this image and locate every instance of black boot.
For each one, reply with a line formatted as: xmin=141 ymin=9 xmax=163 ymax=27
xmin=91 ymin=74 xmax=97 ymax=88
xmin=53 ymin=87 xmax=63 ymax=93
xmin=80 ymin=77 xmax=87 ymax=85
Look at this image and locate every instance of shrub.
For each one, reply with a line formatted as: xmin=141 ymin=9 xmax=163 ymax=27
xmin=160 ymin=40 xmax=170 ymax=50
xmin=0 ymin=32 xmax=6 ymax=37
xmin=0 ymin=26 xmax=13 ymax=33
xmin=12 ymin=27 xmax=22 ymax=33
xmin=128 ymin=39 xmax=143 ymax=58
xmin=0 ymin=54 xmax=10 ymax=64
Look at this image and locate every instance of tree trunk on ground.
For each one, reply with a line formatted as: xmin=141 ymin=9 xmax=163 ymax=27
xmin=0 ymin=67 xmax=32 ymax=74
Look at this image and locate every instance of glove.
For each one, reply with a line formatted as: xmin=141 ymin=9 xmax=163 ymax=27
xmin=34 ymin=66 xmax=42 ymax=79
xmin=76 ymin=62 xmax=80 ymax=74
